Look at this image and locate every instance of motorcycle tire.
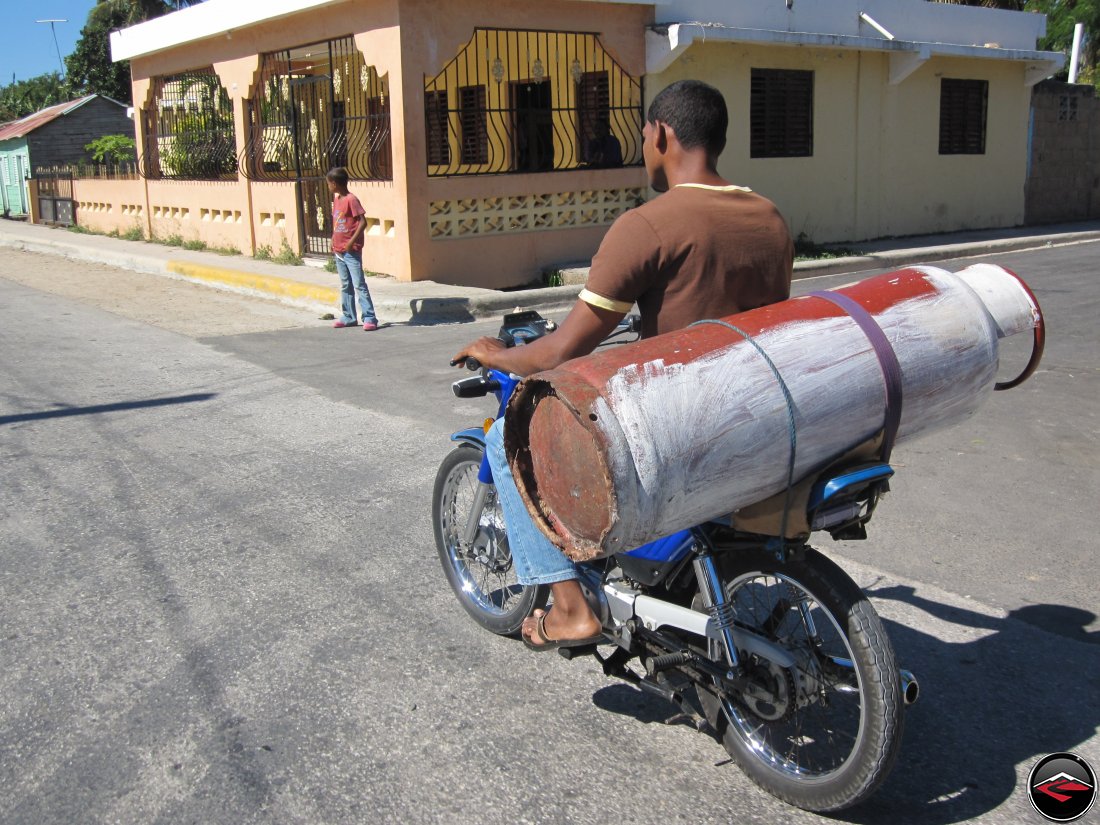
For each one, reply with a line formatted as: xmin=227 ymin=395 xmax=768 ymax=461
xmin=695 ymin=546 xmax=903 ymax=812
xmin=432 ymin=444 xmax=548 ymax=635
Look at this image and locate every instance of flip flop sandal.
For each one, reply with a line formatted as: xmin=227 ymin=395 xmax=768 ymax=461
xmin=522 ymin=612 xmax=606 ymax=652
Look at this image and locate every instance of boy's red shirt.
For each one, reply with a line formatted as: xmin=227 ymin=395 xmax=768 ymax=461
xmin=332 ymin=193 xmax=365 ymax=253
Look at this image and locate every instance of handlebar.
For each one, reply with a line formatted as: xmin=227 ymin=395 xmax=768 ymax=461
xmin=449 ymin=310 xmax=640 ymax=372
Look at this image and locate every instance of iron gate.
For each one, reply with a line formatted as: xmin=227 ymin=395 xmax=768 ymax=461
xmin=35 ymin=171 xmax=75 ymax=226
xmin=241 ymin=36 xmax=392 ymax=256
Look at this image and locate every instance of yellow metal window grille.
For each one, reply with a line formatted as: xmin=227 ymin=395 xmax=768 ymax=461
xmin=424 ymin=28 xmax=643 ymax=177
xmin=140 ymin=68 xmax=238 ymax=180
xmin=242 ymin=36 xmax=392 ymax=182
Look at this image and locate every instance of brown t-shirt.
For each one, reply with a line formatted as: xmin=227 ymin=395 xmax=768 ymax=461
xmin=582 ymin=185 xmax=793 ymax=338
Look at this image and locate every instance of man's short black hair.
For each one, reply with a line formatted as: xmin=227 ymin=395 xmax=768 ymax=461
xmin=327 ymin=166 xmax=349 ymax=185
xmin=646 ymin=80 xmax=728 ymax=156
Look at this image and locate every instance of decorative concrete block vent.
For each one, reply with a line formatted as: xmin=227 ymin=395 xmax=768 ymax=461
xmin=259 ymin=212 xmax=287 ymax=228
xmin=429 ymin=187 xmax=645 ymax=239
xmin=153 ymin=206 xmax=190 ymax=220
xmin=200 ymin=208 xmax=243 ymax=223
xmin=363 ymin=217 xmax=395 ymax=237
xmin=121 ymin=204 xmax=143 ymax=217
xmin=79 ymin=202 xmax=112 ymax=213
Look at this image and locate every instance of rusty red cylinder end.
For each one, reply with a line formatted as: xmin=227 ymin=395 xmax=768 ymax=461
xmin=504 ymin=371 xmax=616 ymax=561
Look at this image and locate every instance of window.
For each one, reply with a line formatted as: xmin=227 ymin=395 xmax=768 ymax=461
xmin=143 ymin=68 xmax=238 ymax=180
xmin=426 ymin=90 xmax=450 ymax=166
xmin=750 ymin=69 xmax=814 ymax=158
xmin=423 ymin=29 xmax=642 ymax=176
xmin=368 ymin=95 xmax=393 ymax=179
xmin=577 ymin=71 xmax=610 ymax=164
xmin=459 ymin=85 xmax=488 ymax=165
xmin=939 ymin=78 xmax=987 ymax=155
xmin=245 ymin=38 xmax=392 ymax=182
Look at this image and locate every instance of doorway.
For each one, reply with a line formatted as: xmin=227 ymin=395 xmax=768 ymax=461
xmin=511 ymin=81 xmax=553 ymax=173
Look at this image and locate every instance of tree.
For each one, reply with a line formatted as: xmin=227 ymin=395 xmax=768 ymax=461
xmin=931 ymin=0 xmax=1099 ymax=85
xmin=1027 ymin=0 xmax=1100 ymax=85
xmin=0 ymin=72 xmax=67 ymax=122
xmin=86 ymin=134 xmax=137 ymax=163
xmin=64 ymin=1 xmax=210 ymax=104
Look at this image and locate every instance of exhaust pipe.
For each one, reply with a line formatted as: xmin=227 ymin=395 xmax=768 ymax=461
xmin=900 ymin=669 xmax=919 ymax=706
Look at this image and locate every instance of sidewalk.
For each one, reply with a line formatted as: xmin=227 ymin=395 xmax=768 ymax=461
xmin=2 ymin=217 xmax=1097 ymax=324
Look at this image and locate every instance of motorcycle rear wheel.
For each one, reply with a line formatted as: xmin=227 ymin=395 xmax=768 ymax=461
xmin=697 ymin=547 xmax=903 ymax=812
xmin=433 ymin=444 xmax=548 ymax=635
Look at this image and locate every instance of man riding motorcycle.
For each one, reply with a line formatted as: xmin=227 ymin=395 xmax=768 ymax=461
xmin=452 ymin=79 xmax=794 ymax=650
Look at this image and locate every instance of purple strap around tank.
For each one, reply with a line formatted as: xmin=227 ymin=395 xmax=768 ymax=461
xmin=810 ymin=290 xmax=903 ymax=463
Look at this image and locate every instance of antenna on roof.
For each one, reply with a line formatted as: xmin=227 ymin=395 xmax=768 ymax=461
xmin=36 ymin=19 xmax=68 ymax=78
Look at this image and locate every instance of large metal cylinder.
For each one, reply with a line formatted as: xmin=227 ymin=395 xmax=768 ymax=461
xmin=504 ymin=264 xmax=1043 ymax=561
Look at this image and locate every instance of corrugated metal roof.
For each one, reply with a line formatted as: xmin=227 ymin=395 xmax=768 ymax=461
xmin=0 ymin=95 xmax=101 ymax=142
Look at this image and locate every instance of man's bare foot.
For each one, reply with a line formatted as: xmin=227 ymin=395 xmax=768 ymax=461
xmin=521 ymin=580 xmax=602 ymax=648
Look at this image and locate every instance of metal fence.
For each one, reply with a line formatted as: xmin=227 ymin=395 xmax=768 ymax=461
xmin=140 ymin=68 xmax=238 ymax=180
xmin=240 ymin=36 xmax=392 ymax=182
xmin=424 ymin=28 xmax=643 ymax=177
xmin=36 ymin=163 xmax=140 ymax=180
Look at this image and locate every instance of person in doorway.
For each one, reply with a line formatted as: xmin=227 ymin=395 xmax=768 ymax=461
xmin=328 ymin=167 xmax=378 ymax=331
xmin=451 ymin=80 xmax=794 ymax=650
xmin=585 ymin=122 xmax=623 ymax=168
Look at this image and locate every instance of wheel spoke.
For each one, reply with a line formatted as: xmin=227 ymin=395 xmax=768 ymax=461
xmin=720 ymin=570 xmax=866 ymax=780
xmin=437 ymin=452 xmax=530 ymax=622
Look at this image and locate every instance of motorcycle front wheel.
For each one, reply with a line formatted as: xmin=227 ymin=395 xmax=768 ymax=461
xmin=696 ymin=547 xmax=904 ymax=812
xmin=432 ymin=444 xmax=548 ymax=635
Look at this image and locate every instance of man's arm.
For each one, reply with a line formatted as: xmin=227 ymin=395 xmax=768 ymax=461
xmin=452 ymin=299 xmax=625 ymax=376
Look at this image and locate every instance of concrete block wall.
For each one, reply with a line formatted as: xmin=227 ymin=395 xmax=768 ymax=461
xmin=1026 ymin=80 xmax=1100 ymax=224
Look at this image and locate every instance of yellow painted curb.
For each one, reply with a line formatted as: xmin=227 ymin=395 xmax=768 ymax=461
xmin=167 ymin=260 xmax=339 ymax=304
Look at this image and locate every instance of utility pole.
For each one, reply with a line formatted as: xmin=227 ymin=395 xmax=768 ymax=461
xmin=35 ymin=19 xmax=68 ymax=78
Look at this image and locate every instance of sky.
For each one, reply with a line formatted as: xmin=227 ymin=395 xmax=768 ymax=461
xmin=3 ymin=1 xmax=101 ymax=85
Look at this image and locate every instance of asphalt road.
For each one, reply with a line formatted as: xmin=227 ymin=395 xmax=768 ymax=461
xmin=1 ymin=242 xmax=1097 ymax=825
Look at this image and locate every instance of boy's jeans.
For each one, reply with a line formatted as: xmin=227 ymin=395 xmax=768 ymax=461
xmin=334 ymin=250 xmax=377 ymax=325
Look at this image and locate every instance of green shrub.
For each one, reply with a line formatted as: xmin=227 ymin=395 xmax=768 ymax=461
xmin=122 ymin=225 xmax=145 ymax=241
xmin=182 ymin=239 xmax=207 ymax=251
xmin=272 ymin=238 xmax=303 ymax=266
xmin=85 ymin=134 xmax=136 ymax=164
xmin=254 ymin=244 xmax=273 ymax=261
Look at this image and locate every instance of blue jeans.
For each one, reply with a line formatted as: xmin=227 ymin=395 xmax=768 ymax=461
xmin=334 ymin=250 xmax=377 ymax=325
xmin=485 ymin=418 xmax=578 ymax=586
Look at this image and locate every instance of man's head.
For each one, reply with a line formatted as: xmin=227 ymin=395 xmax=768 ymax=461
xmin=642 ymin=80 xmax=728 ymax=191
xmin=326 ymin=166 xmax=349 ymax=193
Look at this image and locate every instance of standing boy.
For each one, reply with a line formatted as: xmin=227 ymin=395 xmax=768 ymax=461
xmin=328 ymin=167 xmax=378 ymax=331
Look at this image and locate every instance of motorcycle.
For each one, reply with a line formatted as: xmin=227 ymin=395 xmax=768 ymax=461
xmin=433 ymin=310 xmax=918 ymax=813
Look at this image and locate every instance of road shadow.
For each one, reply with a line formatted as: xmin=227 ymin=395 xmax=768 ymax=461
xmin=584 ymin=588 xmax=1098 ymax=823
xmin=0 ymin=392 xmax=217 ymax=425
xmin=406 ymin=298 xmax=476 ymax=325
xmin=591 ymin=683 xmax=686 ymax=726
xmin=843 ymin=585 xmax=1099 ymax=824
